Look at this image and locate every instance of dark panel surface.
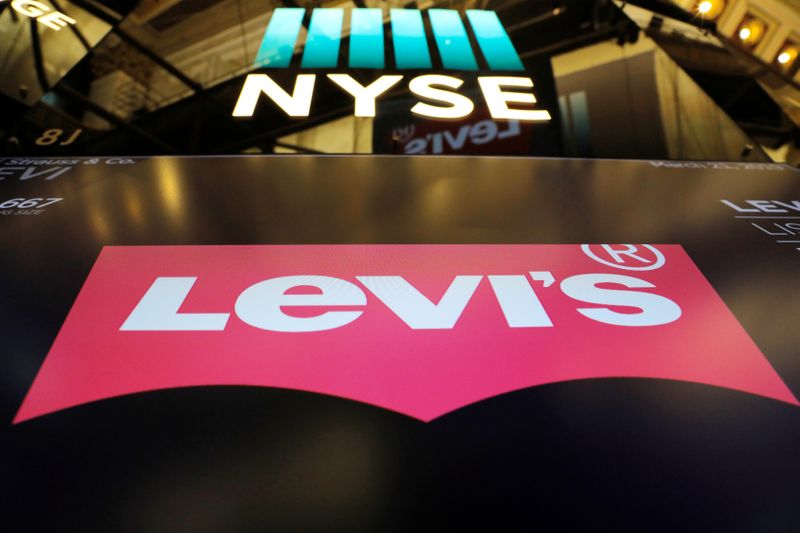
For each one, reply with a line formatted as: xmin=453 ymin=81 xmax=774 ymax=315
xmin=1 ymin=155 xmax=799 ymax=531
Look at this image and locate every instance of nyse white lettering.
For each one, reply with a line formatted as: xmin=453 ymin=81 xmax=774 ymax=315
xmin=233 ymin=74 xmax=551 ymax=122
xmin=477 ymin=76 xmax=551 ymax=121
xmin=328 ymin=74 xmax=403 ymax=117
xmin=408 ymin=75 xmax=475 ymax=120
xmin=120 ymin=272 xmax=681 ymax=332
xmin=233 ymin=74 xmax=316 ymax=117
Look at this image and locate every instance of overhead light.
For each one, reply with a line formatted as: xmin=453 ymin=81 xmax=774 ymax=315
xmin=695 ymin=1 xmax=725 ymax=19
xmin=736 ymin=16 xmax=767 ymax=47
xmin=775 ymin=43 xmax=798 ymax=69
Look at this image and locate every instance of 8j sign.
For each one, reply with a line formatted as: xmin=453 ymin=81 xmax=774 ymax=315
xmin=14 ymin=244 xmax=797 ymax=423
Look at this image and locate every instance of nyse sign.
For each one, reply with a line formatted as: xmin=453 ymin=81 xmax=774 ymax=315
xmin=233 ymin=74 xmax=550 ymax=121
xmin=233 ymin=8 xmax=552 ymax=123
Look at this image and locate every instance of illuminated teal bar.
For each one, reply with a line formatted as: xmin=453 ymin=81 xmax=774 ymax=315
xmin=390 ymin=9 xmax=431 ymax=69
xmin=428 ymin=9 xmax=477 ymax=71
xmin=465 ymin=9 xmax=524 ymax=71
xmin=301 ymin=8 xmax=344 ymax=68
xmin=254 ymin=8 xmax=305 ymax=68
xmin=349 ymin=8 xmax=384 ymax=69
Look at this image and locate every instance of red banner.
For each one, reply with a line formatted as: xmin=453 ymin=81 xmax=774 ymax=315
xmin=15 ymin=244 xmax=797 ymax=423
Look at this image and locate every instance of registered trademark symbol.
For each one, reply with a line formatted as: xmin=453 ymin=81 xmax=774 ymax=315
xmin=581 ymin=244 xmax=666 ymax=271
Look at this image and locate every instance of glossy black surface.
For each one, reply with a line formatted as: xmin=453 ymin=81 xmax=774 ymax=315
xmin=1 ymin=156 xmax=799 ymax=531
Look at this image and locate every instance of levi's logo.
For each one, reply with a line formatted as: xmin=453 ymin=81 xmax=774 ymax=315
xmin=14 ymin=244 xmax=798 ymax=423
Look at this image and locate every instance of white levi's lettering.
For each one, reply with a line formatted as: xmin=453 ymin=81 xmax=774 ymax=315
xmin=121 ymin=272 xmax=682 ymax=331
xmin=356 ymin=275 xmax=482 ymax=329
xmin=235 ymin=275 xmax=366 ymax=332
xmin=120 ymin=277 xmax=230 ymax=331
xmin=560 ymin=274 xmax=682 ymax=327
